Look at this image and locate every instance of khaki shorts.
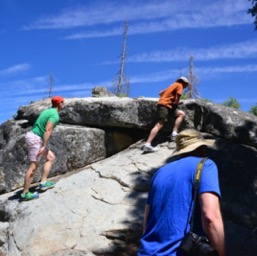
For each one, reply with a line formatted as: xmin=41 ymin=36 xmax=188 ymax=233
xmin=25 ymin=131 xmax=42 ymax=162
xmin=157 ymin=105 xmax=177 ymax=125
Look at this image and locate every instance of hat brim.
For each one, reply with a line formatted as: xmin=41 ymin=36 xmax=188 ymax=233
xmin=171 ymin=139 xmax=215 ymax=157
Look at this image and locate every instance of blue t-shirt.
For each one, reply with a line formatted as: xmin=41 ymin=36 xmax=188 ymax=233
xmin=138 ymin=156 xmax=221 ymax=256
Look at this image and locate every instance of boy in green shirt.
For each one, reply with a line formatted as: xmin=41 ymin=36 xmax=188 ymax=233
xmin=21 ymin=96 xmax=64 ymax=201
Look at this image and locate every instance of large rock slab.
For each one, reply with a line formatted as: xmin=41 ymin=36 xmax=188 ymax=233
xmin=15 ymin=98 xmax=257 ymax=148
xmin=0 ymin=121 xmax=135 ymax=193
xmin=1 ymin=96 xmax=257 ymax=197
xmin=16 ymin=97 xmax=158 ymax=130
xmin=0 ymin=137 xmax=256 ymax=256
xmin=182 ymin=99 xmax=257 ymax=148
xmin=0 ymin=96 xmax=257 ymax=255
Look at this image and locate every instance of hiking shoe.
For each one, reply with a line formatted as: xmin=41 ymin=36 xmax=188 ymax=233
xmin=142 ymin=144 xmax=158 ymax=152
xmin=169 ymin=133 xmax=177 ymax=141
xmin=21 ymin=191 xmax=39 ymax=201
xmin=39 ymin=180 xmax=56 ymax=191
xmin=168 ymin=140 xmax=176 ymax=149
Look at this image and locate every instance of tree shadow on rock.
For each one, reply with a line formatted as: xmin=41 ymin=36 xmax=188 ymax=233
xmin=93 ymin=227 xmax=142 ymax=256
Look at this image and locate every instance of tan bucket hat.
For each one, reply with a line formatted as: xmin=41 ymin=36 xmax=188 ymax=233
xmin=172 ymin=129 xmax=215 ymax=157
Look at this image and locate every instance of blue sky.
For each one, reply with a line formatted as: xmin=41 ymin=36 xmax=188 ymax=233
xmin=0 ymin=0 xmax=257 ymax=124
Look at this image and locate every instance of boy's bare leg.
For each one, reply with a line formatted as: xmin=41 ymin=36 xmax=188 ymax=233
xmin=172 ymin=110 xmax=186 ymax=134
xmin=146 ymin=122 xmax=163 ymax=144
xmin=41 ymin=150 xmax=56 ymax=183
xmin=22 ymin=162 xmax=39 ymax=194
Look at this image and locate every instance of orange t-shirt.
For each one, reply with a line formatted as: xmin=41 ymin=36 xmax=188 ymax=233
xmin=158 ymin=82 xmax=183 ymax=109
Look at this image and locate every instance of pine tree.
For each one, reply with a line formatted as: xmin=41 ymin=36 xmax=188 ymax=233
xmin=248 ymin=0 xmax=257 ymax=30
xmin=249 ymin=103 xmax=257 ymax=116
xmin=222 ymin=96 xmax=241 ymax=109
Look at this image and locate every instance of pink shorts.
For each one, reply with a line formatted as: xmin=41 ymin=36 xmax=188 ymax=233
xmin=25 ymin=131 xmax=43 ymax=162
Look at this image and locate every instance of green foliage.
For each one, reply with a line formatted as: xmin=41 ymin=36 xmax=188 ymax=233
xmin=118 ymin=93 xmax=128 ymax=98
xmin=202 ymin=98 xmax=213 ymax=103
xmin=182 ymin=85 xmax=193 ymax=99
xmin=248 ymin=0 xmax=257 ymax=29
xmin=249 ymin=103 xmax=257 ymax=116
xmin=181 ymin=93 xmax=189 ymax=100
xmin=222 ymin=96 xmax=241 ymax=109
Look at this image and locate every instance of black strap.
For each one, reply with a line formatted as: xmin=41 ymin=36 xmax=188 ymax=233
xmin=189 ymin=157 xmax=207 ymax=232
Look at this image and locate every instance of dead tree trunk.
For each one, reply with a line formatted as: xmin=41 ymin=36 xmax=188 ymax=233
xmin=113 ymin=20 xmax=130 ymax=96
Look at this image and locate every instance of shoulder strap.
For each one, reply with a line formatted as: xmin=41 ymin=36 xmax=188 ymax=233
xmin=189 ymin=157 xmax=208 ymax=232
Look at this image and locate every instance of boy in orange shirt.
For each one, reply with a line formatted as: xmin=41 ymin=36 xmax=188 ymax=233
xmin=142 ymin=77 xmax=189 ymax=152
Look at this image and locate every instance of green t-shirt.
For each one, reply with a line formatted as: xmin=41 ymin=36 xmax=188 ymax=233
xmin=31 ymin=108 xmax=59 ymax=139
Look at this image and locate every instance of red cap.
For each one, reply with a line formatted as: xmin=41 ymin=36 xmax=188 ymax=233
xmin=51 ymin=96 xmax=64 ymax=105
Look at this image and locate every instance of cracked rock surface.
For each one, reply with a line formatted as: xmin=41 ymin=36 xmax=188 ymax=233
xmin=0 ymin=140 xmax=173 ymax=256
xmin=0 ymin=97 xmax=257 ymax=255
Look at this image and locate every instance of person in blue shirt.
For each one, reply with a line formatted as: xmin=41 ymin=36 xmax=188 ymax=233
xmin=138 ymin=129 xmax=225 ymax=256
